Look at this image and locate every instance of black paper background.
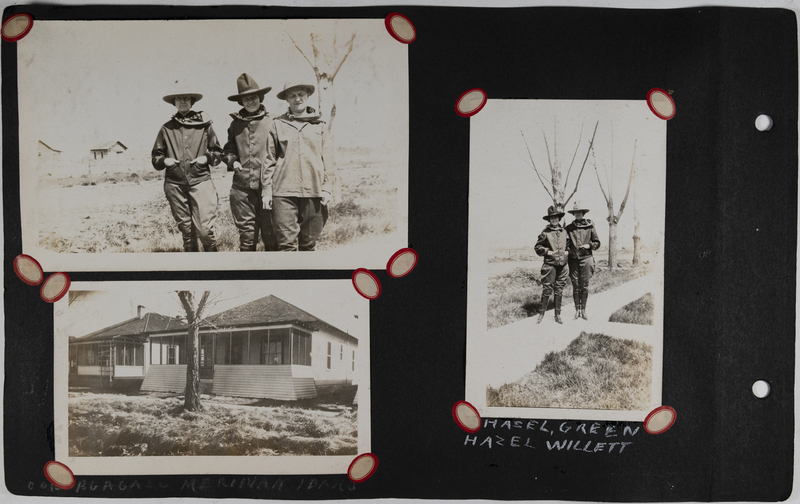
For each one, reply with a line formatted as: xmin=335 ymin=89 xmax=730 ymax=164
xmin=2 ymin=5 xmax=796 ymax=501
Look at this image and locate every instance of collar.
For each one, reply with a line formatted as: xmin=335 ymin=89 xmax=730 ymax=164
xmin=285 ymin=106 xmax=323 ymax=123
xmin=230 ymin=105 xmax=268 ymax=121
xmin=172 ymin=110 xmax=211 ymax=126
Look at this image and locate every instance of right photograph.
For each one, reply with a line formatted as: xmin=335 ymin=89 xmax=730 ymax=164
xmin=466 ymin=99 xmax=666 ymax=421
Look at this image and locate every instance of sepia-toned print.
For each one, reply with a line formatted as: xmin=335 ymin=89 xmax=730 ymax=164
xmin=54 ymin=280 xmax=370 ymax=475
xmin=18 ymin=19 xmax=408 ymax=271
xmin=466 ymin=99 xmax=665 ymax=421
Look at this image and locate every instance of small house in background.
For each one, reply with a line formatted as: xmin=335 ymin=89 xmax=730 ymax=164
xmin=37 ymin=140 xmax=62 ymax=163
xmin=68 ymin=306 xmax=185 ymax=389
xmin=90 ymin=140 xmax=128 ymax=161
xmin=68 ymin=295 xmax=359 ymax=401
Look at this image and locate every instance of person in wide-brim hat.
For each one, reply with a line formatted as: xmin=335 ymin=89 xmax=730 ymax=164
xmin=565 ymin=200 xmax=601 ymax=321
xmin=542 ymin=205 xmax=565 ymax=221
xmin=162 ymin=92 xmax=203 ymax=105
xmin=227 ymin=73 xmax=272 ymax=104
xmin=535 ymin=205 xmax=569 ymax=325
xmin=276 ymin=80 xmax=315 ymax=101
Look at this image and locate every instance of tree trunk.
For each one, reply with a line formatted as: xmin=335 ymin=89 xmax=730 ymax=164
xmin=608 ymin=220 xmax=618 ymax=270
xmin=184 ymin=323 xmax=202 ymax=411
xmin=178 ymin=290 xmax=210 ymax=412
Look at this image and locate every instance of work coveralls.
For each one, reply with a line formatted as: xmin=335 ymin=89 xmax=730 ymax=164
xmin=222 ymin=106 xmax=278 ymax=251
xmin=262 ymin=107 xmax=336 ymax=251
xmin=535 ymin=224 xmax=570 ymax=315
xmin=152 ymin=110 xmax=222 ymax=252
xmin=566 ymin=219 xmax=601 ymax=312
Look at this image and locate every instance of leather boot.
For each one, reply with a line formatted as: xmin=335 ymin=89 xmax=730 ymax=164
xmin=580 ymin=291 xmax=589 ymax=320
xmin=537 ymin=294 xmax=549 ymax=324
xmin=573 ymin=292 xmax=581 ymax=319
xmin=554 ymin=295 xmax=563 ymax=324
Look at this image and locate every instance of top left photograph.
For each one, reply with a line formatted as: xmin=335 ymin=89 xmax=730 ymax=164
xmin=15 ymin=18 xmax=409 ymax=271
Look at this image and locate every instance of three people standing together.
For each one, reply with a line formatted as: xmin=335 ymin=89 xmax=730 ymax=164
xmin=151 ymin=72 xmax=336 ymax=252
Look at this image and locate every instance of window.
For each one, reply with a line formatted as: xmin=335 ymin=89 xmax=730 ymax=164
xmin=352 ymin=350 xmax=355 ymax=371
xmin=340 ymin=344 xmax=343 ymax=360
xmin=327 ymin=342 xmax=332 ymax=370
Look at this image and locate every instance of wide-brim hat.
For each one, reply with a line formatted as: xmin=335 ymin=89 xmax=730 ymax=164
xmin=227 ymin=73 xmax=272 ymax=102
xmin=162 ymin=93 xmax=203 ymax=105
xmin=542 ymin=205 xmax=565 ymax=221
xmin=567 ymin=201 xmax=590 ymax=214
xmin=276 ymin=80 xmax=316 ymax=101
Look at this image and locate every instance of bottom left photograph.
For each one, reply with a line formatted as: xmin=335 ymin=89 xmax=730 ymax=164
xmin=53 ymin=279 xmax=370 ymax=476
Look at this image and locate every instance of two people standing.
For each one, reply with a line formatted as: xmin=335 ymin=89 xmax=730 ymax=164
xmin=151 ymin=73 xmax=335 ymax=252
xmin=535 ymin=202 xmax=600 ymax=324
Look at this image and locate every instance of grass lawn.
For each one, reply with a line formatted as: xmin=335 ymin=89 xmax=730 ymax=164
xmin=487 ymin=263 xmax=652 ymax=329
xmin=486 ymin=333 xmax=652 ymax=410
xmin=39 ymin=154 xmax=398 ymax=253
xmin=609 ymin=293 xmax=654 ymax=325
xmin=68 ymin=392 xmax=357 ymax=457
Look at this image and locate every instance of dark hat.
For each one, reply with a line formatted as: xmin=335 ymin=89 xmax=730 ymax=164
xmin=276 ymin=80 xmax=316 ymax=101
xmin=227 ymin=73 xmax=272 ymax=102
xmin=567 ymin=201 xmax=590 ymax=214
xmin=542 ymin=205 xmax=565 ymax=221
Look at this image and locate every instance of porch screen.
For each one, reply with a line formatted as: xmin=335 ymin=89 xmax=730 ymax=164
xmin=268 ymin=328 xmax=290 ymax=365
xmin=215 ymin=332 xmax=230 ymax=364
xmin=291 ymin=329 xmax=312 ymax=366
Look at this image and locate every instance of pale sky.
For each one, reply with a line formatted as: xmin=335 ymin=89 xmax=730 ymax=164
xmin=56 ymin=280 xmax=369 ymax=342
xmin=18 ymin=19 xmax=407 ymax=166
xmin=470 ymin=99 xmax=667 ymax=250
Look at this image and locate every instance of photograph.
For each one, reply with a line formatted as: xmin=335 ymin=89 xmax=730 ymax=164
xmin=18 ymin=18 xmax=409 ymax=271
xmin=465 ymin=99 xmax=665 ymax=421
xmin=53 ymin=280 xmax=370 ymax=475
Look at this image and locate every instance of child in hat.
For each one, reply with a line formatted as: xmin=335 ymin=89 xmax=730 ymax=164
xmin=151 ymin=89 xmax=222 ymax=252
xmin=535 ymin=206 xmax=569 ymax=324
xmin=566 ymin=201 xmax=601 ymax=319
xmin=261 ymin=79 xmax=337 ymax=251
xmin=222 ymin=73 xmax=278 ymax=251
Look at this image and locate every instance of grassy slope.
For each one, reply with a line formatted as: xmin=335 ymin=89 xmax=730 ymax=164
xmin=68 ymin=393 xmax=357 ymax=457
xmin=486 ymin=333 xmax=652 ymax=410
xmin=39 ymin=157 xmax=397 ymax=253
xmin=487 ymin=264 xmax=652 ymax=329
xmin=608 ymin=293 xmax=654 ymax=325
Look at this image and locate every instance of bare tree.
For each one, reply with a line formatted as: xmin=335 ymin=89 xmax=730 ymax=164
xmin=287 ymin=30 xmax=356 ymax=138
xmin=521 ymin=120 xmax=599 ymax=213
xmin=177 ymin=291 xmax=210 ymax=412
xmin=591 ymin=131 xmax=637 ymax=270
xmin=632 ymin=183 xmax=642 ymax=266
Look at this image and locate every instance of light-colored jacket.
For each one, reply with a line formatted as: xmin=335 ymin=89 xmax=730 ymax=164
xmin=261 ymin=108 xmax=336 ymax=201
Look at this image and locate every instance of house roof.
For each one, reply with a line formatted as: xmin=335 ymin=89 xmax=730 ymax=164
xmin=204 ymin=295 xmax=357 ymax=344
xmin=38 ymin=140 xmax=62 ymax=152
xmin=75 ymin=312 xmax=186 ymax=343
xmin=90 ymin=140 xmax=128 ymax=151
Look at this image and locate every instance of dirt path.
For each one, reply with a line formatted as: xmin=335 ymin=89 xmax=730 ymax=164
xmin=476 ymin=273 xmax=662 ymax=388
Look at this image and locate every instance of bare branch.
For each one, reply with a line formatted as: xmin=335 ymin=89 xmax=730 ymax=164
xmin=564 ymin=120 xmax=585 ymax=189
xmin=521 ymin=131 xmax=555 ymax=202
xmin=331 ymin=33 xmax=357 ymax=81
xmin=616 ymin=139 xmax=638 ymax=220
xmin=564 ymin=120 xmax=599 ymax=206
xmin=591 ymin=145 xmax=610 ymax=205
xmin=539 ymin=127 xmax=560 ymax=198
xmin=287 ymin=32 xmax=316 ymax=73
xmin=177 ymin=291 xmax=194 ymax=322
xmin=195 ymin=291 xmax=211 ymax=320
